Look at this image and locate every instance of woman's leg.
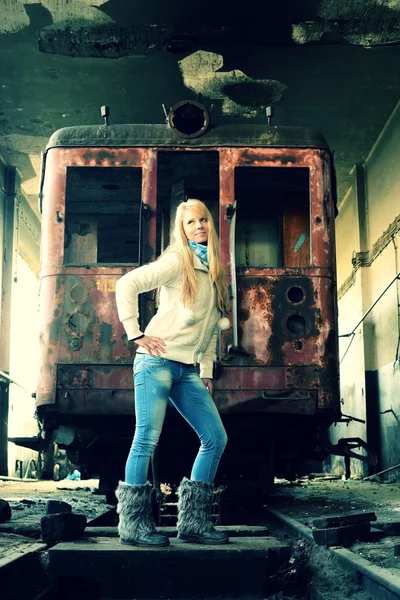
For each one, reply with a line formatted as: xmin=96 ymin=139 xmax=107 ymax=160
xmin=172 ymin=364 xmax=228 ymax=544
xmin=169 ymin=364 xmax=228 ymax=484
xmin=124 ymin=355 xmax=172 ymax=485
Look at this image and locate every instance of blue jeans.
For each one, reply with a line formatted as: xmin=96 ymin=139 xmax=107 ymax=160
xmin=125 ymin=354 xmax=228 ymax=485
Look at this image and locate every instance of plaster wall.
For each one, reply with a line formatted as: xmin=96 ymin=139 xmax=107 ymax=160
xmin=335 ymin=178 xmax=360 ymax=284
xmin=7 ymin=252 xmax=40 ymax=478
xmin=329 ymin=100 xmax=400 ymax=478
xmin=330 ymin=273 xmax=368 ymax=478
xmin=365 ymin=103 xmax=400 ymax=244
xmin=1 ymin=168 xmax=41 ymax=477
xmin=363 ymin=100 xmax=400 ymax=474
xmin=0 ymin=158 xmax=6 ymax=328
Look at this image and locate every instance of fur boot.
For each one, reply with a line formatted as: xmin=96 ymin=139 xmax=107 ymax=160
xmin=177 ymin=477 xmax=229 ymax=544
xmin=115 ymin=481 xmax=169 ymax=546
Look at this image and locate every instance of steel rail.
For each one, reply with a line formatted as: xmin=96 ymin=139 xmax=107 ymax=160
xmin=267 ymin=507 xmax=400 ymax=600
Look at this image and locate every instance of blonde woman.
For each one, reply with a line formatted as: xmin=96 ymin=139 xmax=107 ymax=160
xmin=115 ymin=199 xmax=230 ymax=547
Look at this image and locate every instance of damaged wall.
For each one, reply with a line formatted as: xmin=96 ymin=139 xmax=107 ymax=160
xmin=0 ymin=152 xmax=41 ymax=477
xmin=330 ymin=99 xmax=400 ymax=479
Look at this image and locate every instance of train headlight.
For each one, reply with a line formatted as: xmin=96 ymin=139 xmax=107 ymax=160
xmin=66 ymin=311 xmax=90 ymax=336
xmin=287 ymin=286 xmax=304 ymax=304
xmin=167 ymin=100 xmax=209 ymax=139
xmin=286 ymin=314 xmax=306 ymax=335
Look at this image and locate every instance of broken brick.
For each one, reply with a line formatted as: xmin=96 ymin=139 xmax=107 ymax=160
xmin=312 ymin=522 xmax=371 ymax=546
xmin=46 ymin=500 xmax=72 ymax=514
xmin=41 ymin=512 xmax=87 ymax=544
xmin=0 ymin=499 xmax=11 ymax=523
xmin=312 ymin=512 xmax=376 ymax=530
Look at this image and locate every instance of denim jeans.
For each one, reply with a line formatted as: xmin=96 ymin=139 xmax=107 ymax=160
xmin=125 ymin=354 xmax=228 ymax=485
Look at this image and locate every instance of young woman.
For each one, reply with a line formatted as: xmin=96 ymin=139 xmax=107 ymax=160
xmin=115 ymin=199 xmax=230 ymax=547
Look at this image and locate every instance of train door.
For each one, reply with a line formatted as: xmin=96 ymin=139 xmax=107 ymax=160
xmin=153 ymin=149 xmax=220 ymax=482
xmin=217 ymin=150 xmax=314 ymax=502
xmin=231 ymin=164 xmax=311 ymax=364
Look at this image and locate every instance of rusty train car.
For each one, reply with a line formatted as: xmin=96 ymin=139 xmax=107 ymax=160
xmin=34 ymin=101 xmax=343 ymax=501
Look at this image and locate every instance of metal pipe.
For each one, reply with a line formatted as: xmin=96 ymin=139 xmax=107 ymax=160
xmin=363 ymin=462 xmax=400 ymax=480
xmin=228 ymin=201 xmax=238 ymax=348
xmin=339 ymin=271 xmax=400 ymax=337
xmin=0 ymin=370 xmax=32 ymax=395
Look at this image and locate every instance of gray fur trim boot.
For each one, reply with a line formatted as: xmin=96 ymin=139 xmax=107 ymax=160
xmin=115 ymin=481 xmax=169 ymax=547
xmin=177 ymin=477 xmax=229 ymax=544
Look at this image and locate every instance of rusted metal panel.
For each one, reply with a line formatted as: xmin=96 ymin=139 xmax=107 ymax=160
xmin=213 ymin=389 xmax=317 ymax=416
xmin=37 ymin=148 xmax=157 ymax=410
xmin=46 ymin=125 xmax=330 ymax=152
xmin=57 ymin=365 xmax=133 ymax=389
xmin=56 ymin=365 xmax=134 ymax=414
xmin=57 ymin=389 xmax=134 ymax=415
xmin=37 ymin=143 xmax=339 ymax=428
xmin=217 ymin=147 xmax=339 ymax=416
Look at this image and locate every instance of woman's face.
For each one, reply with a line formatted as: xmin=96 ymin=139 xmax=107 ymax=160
xmin=182 ymin=209 xmax=209 ymax=244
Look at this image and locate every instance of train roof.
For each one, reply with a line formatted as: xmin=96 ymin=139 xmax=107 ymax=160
xmin=46 ymin=124 xmax=331 ymax=152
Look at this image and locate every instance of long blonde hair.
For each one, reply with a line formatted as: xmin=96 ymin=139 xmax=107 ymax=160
xmin=167 ymin=199 xmax=229 ymax=314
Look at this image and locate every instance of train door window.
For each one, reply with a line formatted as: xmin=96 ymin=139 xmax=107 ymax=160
xmin=64 ymin=167 xmax=142 ymax=265
xmin=235 ymin=167 xmax=310 ymax=268
xmin=156 ymin=151 xmax=220 ymax=253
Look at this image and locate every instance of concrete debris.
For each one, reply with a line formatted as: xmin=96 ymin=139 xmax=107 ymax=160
xmin=179 ymin=51 xmax=287 ymax=118
xmin=46 ymin=500 xmax=72 ymax=515
xmin=40 ymin=512 xmax=87 ymax=544
xmin=0 ymin=499 xmax=11 ymax=523
xmin=375 ymin=521 xmax=400 ymax=536
xmin=312 ymin=522 xmax=371 ymax=546
xmin=312 ymin=512 xmax=377 ymax=546
xmin=292 ymin=17 xmax=400 ymax=46
xmin=312 ymin=511 xmax=377 ymax=529
xmin=38 ymin=24 xmax=172 ymax=58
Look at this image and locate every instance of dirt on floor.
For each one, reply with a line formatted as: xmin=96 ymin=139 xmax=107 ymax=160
xmin=0 ymin=478 xmax=107 ymax=559
xmin=1 ymin=474 xmax=400 ymax=571
xmin=268 ymin=475 xmax=400 ymax=524
xmin=267 ymin=475 xmax=400 ymax=576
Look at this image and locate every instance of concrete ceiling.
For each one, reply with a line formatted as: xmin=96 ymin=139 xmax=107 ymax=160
xmin=1 ymin=0 xmax=400 ymax=220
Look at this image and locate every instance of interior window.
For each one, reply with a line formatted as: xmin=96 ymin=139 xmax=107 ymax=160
xmin=64 ymin=167 xmax=142 ymax=265
xmin=157 ymin=151 xmax=220 ymax=252
xmin=235 ymin=167 xmax=310 ymax=268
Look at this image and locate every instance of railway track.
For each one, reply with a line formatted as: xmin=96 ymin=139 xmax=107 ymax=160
xmin=3 ymin=505 xmax=400 ymax=600
xmin=266 ymin=507 xmax=400 ymax=600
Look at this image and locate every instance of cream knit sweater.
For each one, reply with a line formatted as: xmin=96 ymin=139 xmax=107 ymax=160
xmin=115 ymin=251 xmax=221 ymax=379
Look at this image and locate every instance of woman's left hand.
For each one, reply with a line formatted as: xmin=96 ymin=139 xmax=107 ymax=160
xmin=202 ymin=378 xmax=213 ymax=395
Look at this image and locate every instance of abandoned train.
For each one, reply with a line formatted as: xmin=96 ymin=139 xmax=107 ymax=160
xmin=33 ymin=101 xmax=343 ymax=499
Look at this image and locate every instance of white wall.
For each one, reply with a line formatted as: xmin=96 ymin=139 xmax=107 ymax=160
xmin=329 ymin=99 xmax=400 ymax=478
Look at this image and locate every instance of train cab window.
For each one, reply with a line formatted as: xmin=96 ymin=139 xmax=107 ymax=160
xmin=234 ymin=167 xmax=310 ymax=268
xmin=156 ymin=151 xmax=220 ymax=252
xmin=64 ymin=167 xmax=142 ymax=265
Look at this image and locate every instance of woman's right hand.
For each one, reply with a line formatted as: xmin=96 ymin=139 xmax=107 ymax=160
xmin=135 ymin=335 xmax=166 ymax=356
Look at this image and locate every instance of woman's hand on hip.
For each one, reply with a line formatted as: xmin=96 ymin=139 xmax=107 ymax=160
xmin=202 ymin=378 xmax=213 ymax=395
xmin=135 ymin=336 xmax=166 ymax=356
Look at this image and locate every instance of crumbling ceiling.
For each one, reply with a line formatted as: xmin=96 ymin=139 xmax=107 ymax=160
xmin=0 ymin=0 xmax=399 ymax=219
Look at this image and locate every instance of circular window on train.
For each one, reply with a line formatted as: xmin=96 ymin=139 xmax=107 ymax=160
xmin=287 ymin=287 xmax=304 ymax=304
xmin=66 ymin=312 xmax=90 ymax=336
xmin=70 ymin=285 xmax=88 ymax=304
xmin=286 ymin=314 xmax=306 ymax=335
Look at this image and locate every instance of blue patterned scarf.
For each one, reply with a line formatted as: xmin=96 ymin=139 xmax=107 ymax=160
xmin=188 ymin=240 xmax=209 ymax=269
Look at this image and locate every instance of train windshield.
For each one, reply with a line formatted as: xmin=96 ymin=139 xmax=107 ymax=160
xmin=156 ymin=151 xmax=220 ymax=252
xmin=64 ymin=166 xmax=142 ymax=265
xmin=234 ymin=167 xmax=310 ymax=268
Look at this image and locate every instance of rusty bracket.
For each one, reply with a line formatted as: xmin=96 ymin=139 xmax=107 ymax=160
xmin=339 ymin=413 xmax=365 ymax=424
xmin=221 ymin=345 xmax=249 ymax=362
xmin=319 ymin=429 xmax=377 ymax=466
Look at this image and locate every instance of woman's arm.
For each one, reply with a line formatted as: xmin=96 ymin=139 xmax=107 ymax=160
xmin=115 ymin=252 xmax=181 ymax=340
xmin=198 ymin=329 xmax=218 ymax=380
